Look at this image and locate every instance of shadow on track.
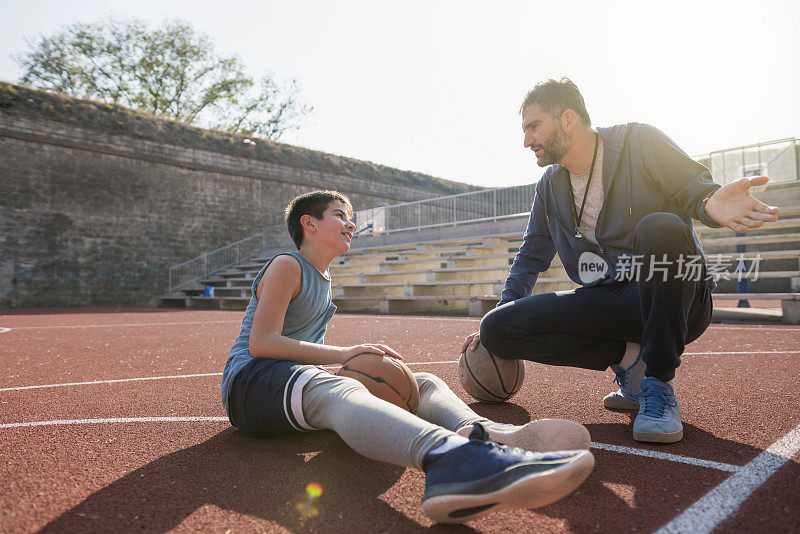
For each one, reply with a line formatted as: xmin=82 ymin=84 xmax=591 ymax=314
xmin=533 ymin=421 xmax=769 ymax=532
xmin=467 ymin=401 xmax=532 ymax=426
xmin=38 ymin=428 xmax=451 ymax=533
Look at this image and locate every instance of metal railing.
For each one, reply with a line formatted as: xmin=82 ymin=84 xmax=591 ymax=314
xmin=167 ymin=185 xmax=537 ymax=294
xmin=694 ymin=137 xmax=799 ymax=185
xmin=353 ymin=183 xmax=536 ymax=235
xmin=168 ymin=225 xmax=284 ymax=294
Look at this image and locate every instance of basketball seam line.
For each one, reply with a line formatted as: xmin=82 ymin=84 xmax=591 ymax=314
xmin=340 ymin=365 xmax=414 ymax=412
xmin=402 ymin=364 xmax=419 ymax=413
xmin=487 ymin=350 xmax=515 ymax=395
xmin=511 ymin=355 xmax=522 ymax=393
xmin=463 ymin=351 xmax=508 ymax=401
xmin=389 ymin=357 xmax=419 ymax=413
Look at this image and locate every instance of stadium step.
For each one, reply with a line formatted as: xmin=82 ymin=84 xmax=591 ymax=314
xmin=332 ymin=296 xmax=499 ymax=316
xmin=161 ymin=204 xmax=800 ymax=318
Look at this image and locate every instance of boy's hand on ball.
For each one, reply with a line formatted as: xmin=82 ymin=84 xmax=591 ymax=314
xmin=460 ymin=332 xmax=480 ymax=354
xmin=340 ymin=344 xmax=383 ymax=363
xmin=340 ymin=343 xmax=403 ymax=363
xmin=365 ymin=343 xmax=403 ymax=360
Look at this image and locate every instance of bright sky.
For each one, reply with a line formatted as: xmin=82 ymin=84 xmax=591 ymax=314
xmin=1 ymin=0 xmax=798 ymax=188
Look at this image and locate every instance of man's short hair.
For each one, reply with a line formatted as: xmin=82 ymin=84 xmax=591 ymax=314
xmin=284 ymin=190 xmax=354 ymax=249
xmin=519 ymin=77 xmax=591 ymax=127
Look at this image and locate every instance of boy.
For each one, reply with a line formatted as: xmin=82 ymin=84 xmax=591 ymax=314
xmin=221 ymin=190 xmax=594 ymax=524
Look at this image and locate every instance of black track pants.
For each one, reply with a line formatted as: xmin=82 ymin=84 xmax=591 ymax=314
xmin=480 ymin=212 xmax=714 ymax=382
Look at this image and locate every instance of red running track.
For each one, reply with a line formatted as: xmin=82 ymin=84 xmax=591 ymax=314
xmin=1 ymin=309 xmax=798 ymax=533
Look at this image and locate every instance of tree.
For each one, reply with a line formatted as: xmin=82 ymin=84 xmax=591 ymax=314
xmin=14 ymin=18 xmax=311 ymax=140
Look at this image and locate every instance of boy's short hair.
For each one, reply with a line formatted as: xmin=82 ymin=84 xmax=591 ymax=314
xmin=284 ymin=190 xmax=354 ymax=249
xmin=519 ymin=77 xmax=591 ymax=127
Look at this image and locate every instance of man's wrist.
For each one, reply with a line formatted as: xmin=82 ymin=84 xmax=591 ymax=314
xmin=699 ymin=190 xmax=724 ymax=228
xmin=701 ymin=191 xmax=715 ymax=211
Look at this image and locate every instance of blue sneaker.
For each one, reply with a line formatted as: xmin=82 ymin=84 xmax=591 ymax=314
xmin=632 ymin=377 xmax=683 ymax=443
xmin=603 ymin=352 xmax=645 ymax=410
xmin=422 ymin=425 xmax=594 ymax=523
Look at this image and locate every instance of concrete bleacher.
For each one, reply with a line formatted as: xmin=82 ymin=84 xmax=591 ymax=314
xmin=328 ymin=231 xmax=574 ymax=315
xmin=160 ymin=188 xmax=800 ymax=323
xmin=696 ymin=205 xmax=800 ymax=292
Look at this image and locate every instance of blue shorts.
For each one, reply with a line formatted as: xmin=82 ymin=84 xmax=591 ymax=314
xmin=227 ymin=358 xmax=331 ymax=438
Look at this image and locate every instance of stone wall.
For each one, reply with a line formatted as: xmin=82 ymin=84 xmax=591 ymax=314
xmin=0 ymin=83 xmax=479 ymax=308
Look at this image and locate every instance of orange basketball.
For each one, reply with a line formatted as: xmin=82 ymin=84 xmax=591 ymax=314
xmin=337 ymin=354 xmax=420 ymax=413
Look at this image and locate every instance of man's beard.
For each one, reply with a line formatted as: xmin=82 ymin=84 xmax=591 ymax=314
xmin=535 ymin=123 xmax=570 ymax=167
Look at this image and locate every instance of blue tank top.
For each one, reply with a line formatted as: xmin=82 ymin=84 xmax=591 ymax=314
xmin=220 ymin=251 xmax=337 ymax=412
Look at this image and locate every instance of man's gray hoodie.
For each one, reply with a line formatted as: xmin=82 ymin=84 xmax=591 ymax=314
xmin=500 ymin=123 xmax=722 ymax=304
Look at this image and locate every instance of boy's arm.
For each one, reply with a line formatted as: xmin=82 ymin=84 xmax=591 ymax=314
xmin=248 ymin=255 xmax=400 ymax=365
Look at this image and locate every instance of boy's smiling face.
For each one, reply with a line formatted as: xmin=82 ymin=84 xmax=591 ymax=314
xmin=304 ymin=200 xmax=356 ymax=255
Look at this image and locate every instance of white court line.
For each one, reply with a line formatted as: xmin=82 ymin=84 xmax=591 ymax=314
xmin=1 ymin=351 xmax=797 ymax=393
xmin=708 ymin=325 xmax=800 ymax=332
xmin=0 ymin=362 xmax=457 ymax=393
xmin=686 ymin=350 xmax=800 ymax=356
xmin=0 ymin=372 xmax=223 ymax=392
xmin=403 ymin=351 xmax=799 ymax=359
xmin=3 ymin=320 xmax=241 ymax=331
xmin=656 ymin=423 xmax=800 ymax=534
xmin=341 ymin=314 xmax=479 ymax=323
xmin=4 ymin=320 xmax=800 ymax=332
xmin=0 ymin=416 xmax=229 ymax=429
xmin=0 ymin=316 xmax=478 ymax=331
xmin=322 ymin=360 xmax=455 ymax=370
xmin=345 ymin=316 xmax=800 ymax=330
xmin=393 ymin=354 xmax=800 ymax=361
xmin=0 ymin=416 xmax=746 ymax=476
xmin=343 ymin=320 xmax=800 ymax=331
xmin=405 ymin=352 xmax=800 ymax=360
xmin=591 ymin=442 xmax=739 ymax=473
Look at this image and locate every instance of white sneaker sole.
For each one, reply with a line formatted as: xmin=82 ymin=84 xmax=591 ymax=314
xmin=633 ymin=427 xmax=683 ymax=443
xmin=421 ymin=450 xmax=595 ymax=524
xmin=603 ymin=397 xmax=640 ymax=410
xmin=458 ymin=419 xmax=591 ymax=452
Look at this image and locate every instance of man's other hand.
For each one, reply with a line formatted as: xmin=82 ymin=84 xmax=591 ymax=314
xmin=460 ymin=332 xmax=480 ymax=355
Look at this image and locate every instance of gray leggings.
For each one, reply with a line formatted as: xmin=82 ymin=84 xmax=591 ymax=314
xmin=303 ymin=371 xmax=487 ymax=469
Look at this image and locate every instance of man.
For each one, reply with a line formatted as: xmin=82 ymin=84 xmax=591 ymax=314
xmin=461 ymin=78 xmax=778 ymax=444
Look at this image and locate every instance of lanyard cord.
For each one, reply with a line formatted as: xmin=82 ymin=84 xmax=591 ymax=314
xmin=568 ymin=132 xmax=599 ymax=237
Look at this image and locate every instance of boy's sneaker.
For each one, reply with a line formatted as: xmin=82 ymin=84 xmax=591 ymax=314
xmin=456 ymin=419 xmax=591 ymax=452
xmin=603 ymin=352 xmax=646 ymax=410
xmin=632 ymin=377 xmax=683 ymax=443
xmin=422 ymin=425 xmax=594 ymax=524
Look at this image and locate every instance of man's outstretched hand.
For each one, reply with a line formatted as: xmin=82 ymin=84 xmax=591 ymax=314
xmin=704 ymin=176 xmax=779 ymax=233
